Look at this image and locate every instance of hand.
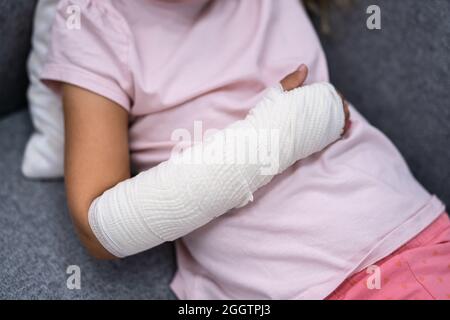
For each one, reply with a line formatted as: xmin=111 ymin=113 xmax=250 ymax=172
xmin=280 ymin=64 xmax=351 ymax=136
xmin=338 ymin=92 xmax=351 ymax=135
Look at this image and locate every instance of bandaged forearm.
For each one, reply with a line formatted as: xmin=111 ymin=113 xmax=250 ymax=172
xmin=88 ymin=83 xmax=345 ymax=257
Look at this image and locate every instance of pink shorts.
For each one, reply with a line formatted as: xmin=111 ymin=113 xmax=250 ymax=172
xmin=327 ymin=213 xmax=450 ymax=300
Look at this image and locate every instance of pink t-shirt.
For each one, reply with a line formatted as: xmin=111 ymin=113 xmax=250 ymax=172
xmin=42 ymin=0 xmax=445 ymax=299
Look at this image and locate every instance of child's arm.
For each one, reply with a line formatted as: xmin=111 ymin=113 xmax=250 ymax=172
xmin=62 ymin=84 xmax=130 ymax=259
xmin=87 ymin=70 xmax=349 ymax=258
xmin=62 ymin=67 xmax=349 ymax=259
xmin=61 ymin=71 xmax=310 ymax=259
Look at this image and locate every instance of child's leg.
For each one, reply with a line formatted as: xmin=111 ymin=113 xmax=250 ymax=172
xmin=327 ymin=213 xmax=450 ymax=300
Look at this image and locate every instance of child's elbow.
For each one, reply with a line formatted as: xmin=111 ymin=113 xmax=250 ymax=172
xmin=69 ymin=205 xmax=118 ymax=260
xmin=77 ymin=227 xmax=118 ymax=260
xmin=87 ymin=246 xmax=118 ymax=261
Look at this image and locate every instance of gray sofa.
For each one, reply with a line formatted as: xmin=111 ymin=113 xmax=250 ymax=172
xmin=0 ymin=0 xmax=448 ymax=299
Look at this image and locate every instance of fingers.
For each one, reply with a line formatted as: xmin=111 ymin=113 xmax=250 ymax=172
xmin=337 ymin=91 xmax=351 ymax=136
xmin=280 ymin=64 xmax=309 ymax=91
xmin=280 ymin=68 xmax=351 ymax=136
xmin=342 ymin=102 xmax=351 ymax=135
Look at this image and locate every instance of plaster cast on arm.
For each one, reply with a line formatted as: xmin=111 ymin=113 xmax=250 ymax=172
xmin=88 ymin=82 xmax=345 ymax=257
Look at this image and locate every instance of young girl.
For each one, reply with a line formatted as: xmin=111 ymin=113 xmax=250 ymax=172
xmin=41 ymin=0 xmax=449 ymax=299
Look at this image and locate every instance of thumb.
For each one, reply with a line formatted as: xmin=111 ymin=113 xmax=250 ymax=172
xmin=280 ymin=64 xmax=309 ymax=91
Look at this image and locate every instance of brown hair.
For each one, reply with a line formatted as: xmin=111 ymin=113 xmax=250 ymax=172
xmin=303 ymin=0 xmax=353 ymax=34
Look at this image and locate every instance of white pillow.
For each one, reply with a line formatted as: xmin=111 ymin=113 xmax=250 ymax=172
xmin=22 ymin=0 xmax=64 ymax=179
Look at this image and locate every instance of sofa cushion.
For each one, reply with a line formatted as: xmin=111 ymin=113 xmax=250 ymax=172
xmin=316 ymin=0 xmax=450 ymax=206
xmin=0 ymin=110 xmax=176 ymax=299
xmin=0 ymin=0 xmax=37 ymax=117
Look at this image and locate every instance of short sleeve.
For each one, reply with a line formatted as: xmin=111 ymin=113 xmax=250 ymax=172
xmin=41 ymin=0 xmax=133 ymax=111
